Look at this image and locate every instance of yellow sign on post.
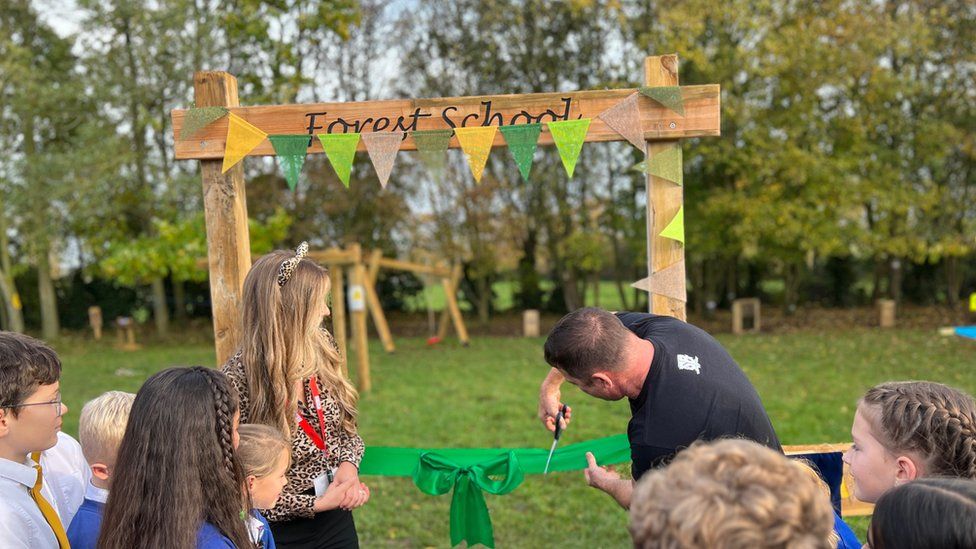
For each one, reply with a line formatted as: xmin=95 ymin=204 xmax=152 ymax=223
xmin=348 ymin=285 xmax=366 ymax=312
xmin=969 ymin=293 xmax=976 ymax=313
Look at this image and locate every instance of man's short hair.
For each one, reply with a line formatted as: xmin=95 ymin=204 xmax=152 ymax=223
xmin=0 ymin=332 xmax=61 ymax=416
xmin=79 ymin=391 xmax=135 ymax=465
xmin=543 ymin=307 xmax=630 ymax=379
xmin=630 ymin=439 xmax=834 ymax=549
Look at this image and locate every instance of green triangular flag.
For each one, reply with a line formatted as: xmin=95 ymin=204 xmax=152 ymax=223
xmin=651 ymin=146 xmax=682 ymax=185
xmin=638 ymin=86 xmax=685 ymax=116
xmin=499 ymin=123 xmax=542 ymax=182
xmin=632 ymin=145 xmax=682 ymax=185
xmin=318 ymin=133 xmax=361 ymax=188
xmin=547 ymin=118 xmax=591 ymax=178
xmin=180 ymin=107 xmax=229 ymax=140
xmin=411 ymin=129 xmax=453 ymax=181
xmin=268 ymin=135 xmax=310 ymax=191
xmin=659 ymin=206 xmax=684 ymax=244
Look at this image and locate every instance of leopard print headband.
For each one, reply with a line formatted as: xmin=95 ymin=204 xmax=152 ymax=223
xmin=277 ymin=241 xmax=309 ymax=286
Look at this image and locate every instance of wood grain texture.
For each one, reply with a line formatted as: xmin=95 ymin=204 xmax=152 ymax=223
xmin=645 ymin=55 xmax=687 ymax=320
xmin=329 ymin=266 xmax=348 ymax=376
xmin=195 ymin=71 xmax=251 ymax=364
xmin=172 ymin=85 xmax=720 ymax=160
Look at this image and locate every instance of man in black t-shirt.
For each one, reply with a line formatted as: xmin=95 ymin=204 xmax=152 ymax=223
xmin=538 ymin=307 xmax=780 ymax=509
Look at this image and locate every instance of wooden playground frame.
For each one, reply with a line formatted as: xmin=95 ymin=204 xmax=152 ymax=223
xmin=172 ymin=54 xmax=716 ymax=389
xmin=306 ymin=244 xmax=469 ymax=391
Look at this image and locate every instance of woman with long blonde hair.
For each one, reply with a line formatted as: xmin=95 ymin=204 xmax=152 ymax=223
xmin=222 ymin=243 xmax=368 ymax=548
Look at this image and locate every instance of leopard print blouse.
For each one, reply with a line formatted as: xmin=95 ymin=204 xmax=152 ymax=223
xmin=222 ymin=352 xmax=365 ymax=522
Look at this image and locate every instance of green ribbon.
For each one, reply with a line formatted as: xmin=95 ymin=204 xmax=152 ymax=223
xmin=360 ymin=435 xmax=631 ymax=548
xmin=413 ymin=451 xmax=523 ymax=548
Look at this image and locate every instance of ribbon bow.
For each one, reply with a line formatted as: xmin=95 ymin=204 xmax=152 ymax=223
xmin=413 ymin=451 xmax=524 ymax=548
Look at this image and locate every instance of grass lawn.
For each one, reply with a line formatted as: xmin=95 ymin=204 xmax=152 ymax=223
xmin=53 ymin=328 xmax=976 ymax=547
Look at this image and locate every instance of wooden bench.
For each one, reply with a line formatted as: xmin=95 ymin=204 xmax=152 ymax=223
xmin=784 ymin=443 xmax=873 ymax=517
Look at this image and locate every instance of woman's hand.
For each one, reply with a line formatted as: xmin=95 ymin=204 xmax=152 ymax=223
xmin=335 ymin=461 xmax=370 ymax=511
xmin=312 ymin=477 xmax=356 ymax=512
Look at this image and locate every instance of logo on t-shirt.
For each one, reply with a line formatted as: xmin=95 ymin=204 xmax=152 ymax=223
xmin=676 ymin=354 xmax=701 ymax=375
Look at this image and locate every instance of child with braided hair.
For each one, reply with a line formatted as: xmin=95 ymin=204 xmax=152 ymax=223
xmin=843 ymin=380 xmax=976 ymax=503
xmin=98 ymin=367 xmax=253 ymax=549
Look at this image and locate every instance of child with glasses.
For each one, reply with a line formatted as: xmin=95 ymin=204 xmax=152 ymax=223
xmin=0 ymin=332 xmax=72 ymax=548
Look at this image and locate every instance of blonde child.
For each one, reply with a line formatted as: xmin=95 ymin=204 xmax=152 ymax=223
xmin=629 ymin=439 xmax=834 ymax=549
xmin=843 ymin=380 xmax=976 ymax=503
xmin=238 ymin=423 xmax=292 ymax=549
xmin=66 ymin=391 xmax=135 ymax=549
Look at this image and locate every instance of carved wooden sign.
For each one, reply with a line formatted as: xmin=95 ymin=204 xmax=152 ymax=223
xmin=172 ymin=85 xmax=720 ymax=160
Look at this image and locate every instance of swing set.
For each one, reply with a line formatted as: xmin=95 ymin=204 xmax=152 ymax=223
xmin=305 ymin=244 xmax=469 ymax=390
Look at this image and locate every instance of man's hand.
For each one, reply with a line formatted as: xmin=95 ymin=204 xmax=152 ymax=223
xmin=584 ymin=451 xmax=621 ymax=489
xmin=583 ymin=452 xmax=633 ymax=509
xmin=539 ymin=368 xmax=572 ymax=432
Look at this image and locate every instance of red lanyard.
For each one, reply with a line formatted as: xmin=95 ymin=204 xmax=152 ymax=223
xmin=295 ymin=377 xmax=329 ymax=458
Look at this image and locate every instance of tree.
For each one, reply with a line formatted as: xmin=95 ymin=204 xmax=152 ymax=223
xmin=398 ymin=0 xmax=631 ymax=314
xmin=0 ymin=1 xmax=106 ymax=337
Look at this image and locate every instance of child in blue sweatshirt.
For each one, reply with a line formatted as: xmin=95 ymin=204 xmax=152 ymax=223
xmin=66 ymin=391 xmax=135 ymax=549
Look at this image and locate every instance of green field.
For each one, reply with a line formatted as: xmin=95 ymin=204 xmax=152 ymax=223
xmin=54 ymin=328 xmax=976 ymax=547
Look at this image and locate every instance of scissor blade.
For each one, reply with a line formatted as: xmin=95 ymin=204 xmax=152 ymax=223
xmin=543 ymin=438 xmax=559 ymax=475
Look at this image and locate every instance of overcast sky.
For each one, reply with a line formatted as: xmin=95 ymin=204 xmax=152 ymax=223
xmin=34 ymin=0 xmax=82 ymax=37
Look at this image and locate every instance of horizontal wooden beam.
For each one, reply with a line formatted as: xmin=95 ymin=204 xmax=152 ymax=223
xmin=307 ymin=248 xmax=360 ymax=265
xmin=172 ymin=85 xmax=720 ymax=161
xmin=376 ymin=257 xmax=451 ymax=278
xmin=782 ymin=443 xmax=850 ymax=455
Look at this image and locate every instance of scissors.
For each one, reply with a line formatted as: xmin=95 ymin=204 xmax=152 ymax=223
xmin=543 ymin=404 xmax=568 ymax=475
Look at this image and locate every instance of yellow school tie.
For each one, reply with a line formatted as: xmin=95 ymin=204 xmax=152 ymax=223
xmin=28 ymin=452 xmax=70 ymax=549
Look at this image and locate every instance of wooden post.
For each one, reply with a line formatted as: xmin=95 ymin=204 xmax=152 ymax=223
xmin=878 ymin=299 xmax=896 ymax=328
xmin=195 ymin=71 xmax=251 ymax=365
xmin=436 ymin=263 xmax=454 ymax=341
xmin=329 ymin=266 xmax=348 ymax=376
xmin=88 ymin=306 xmax=103 ymax=340
xmin=115 ymin=317 xmax=140 ymax=351
xmin=732 ymin=298 xmax=761 ymax=335
xmin=644 ymin=55 xmax=686 ymax=320
xmin=523 ymin=310 xmax=540 ymax=337
xmin=364 ymin=249 xmax=395 ymax=353
xmin=442 ymin=263 xmax=470 ymax=345
xmin=348 ymin=245 xmax=371 ymax=392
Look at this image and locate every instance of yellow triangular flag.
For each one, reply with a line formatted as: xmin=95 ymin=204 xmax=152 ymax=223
xmin=454 ymin=126 xmax=498 ymax=183
xmin=222 ymin=113 xmax=268 ymax=173
xmin=659 ymin=206 xmax=684 ymax=245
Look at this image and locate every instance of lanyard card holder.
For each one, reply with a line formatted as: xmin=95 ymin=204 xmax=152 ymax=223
xmin=313 ymin=468 xmax=337 ymax=497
